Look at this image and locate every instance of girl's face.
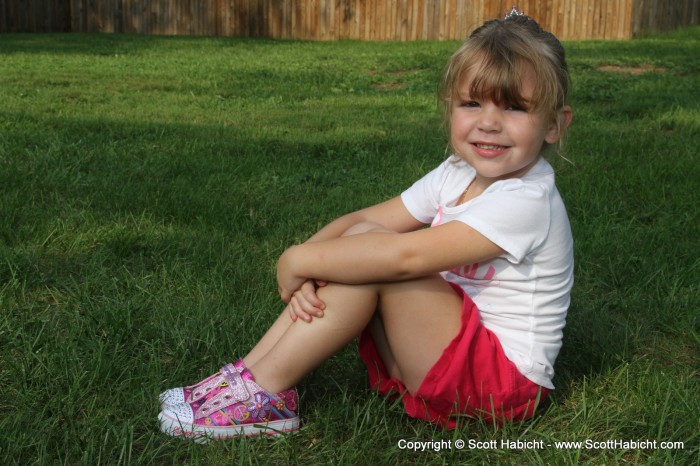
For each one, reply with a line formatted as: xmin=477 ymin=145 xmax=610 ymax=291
xmin=450 ymin=66 xmax=571 ymax=186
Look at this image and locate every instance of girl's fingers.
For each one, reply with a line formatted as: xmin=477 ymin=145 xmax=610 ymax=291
xmin=300 ymin=281 xmax=326 ymax=310
xmin=289 ymin=295 xmax=316 ymax=322
xmin=286 ymin=280 xmax=328 ymax=323
xmin=287 ymin=304 xmax=298 ymax=322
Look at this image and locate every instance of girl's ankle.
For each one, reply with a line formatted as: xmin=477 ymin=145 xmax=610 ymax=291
xmin=245 ymin=364 xmax=292 ymax=395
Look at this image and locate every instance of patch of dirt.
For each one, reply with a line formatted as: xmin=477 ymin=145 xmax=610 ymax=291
xmin=368 ymin=68 xmax=424 ymax=91
xmin=597 ymin=64 xmax=666 ymax=75
xmin=367 ymin=68 xmax=423 ymax=77
xmin=371 ymin=81 xmax=406 ymax=90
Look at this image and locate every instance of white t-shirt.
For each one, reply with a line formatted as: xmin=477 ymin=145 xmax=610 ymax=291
xmin=401 ymin=156 xmax=573 ymax=389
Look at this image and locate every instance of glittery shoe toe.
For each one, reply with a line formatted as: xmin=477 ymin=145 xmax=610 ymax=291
xmin=158 ymin=360 xmax=246 ymax=409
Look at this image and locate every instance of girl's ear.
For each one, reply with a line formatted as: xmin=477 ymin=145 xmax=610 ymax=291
xmin=544 ymin=106 xmax=573 ymax=144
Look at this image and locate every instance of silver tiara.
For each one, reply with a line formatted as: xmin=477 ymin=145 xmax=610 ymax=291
xmin=505 ymin=6 xmax=525 ymax=20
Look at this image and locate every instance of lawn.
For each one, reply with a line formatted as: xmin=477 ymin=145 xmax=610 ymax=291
xmin=0 ymin=27 xmax=698 ymax=465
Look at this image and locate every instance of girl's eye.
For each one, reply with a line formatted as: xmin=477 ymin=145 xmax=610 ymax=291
xmin=506 ymin=103 xmax=527 ymax=112
xmin=460 ymin=100 xmax=480 ymax=108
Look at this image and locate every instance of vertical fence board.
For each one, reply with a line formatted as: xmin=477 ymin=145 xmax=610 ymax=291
xmin=190 ymin=0 xmax=198 ymax=35
xmin=577 ymin=0 xmax=586 ymax=38
xmin=408 ymin=0 xmax=416 ymax=40
xmin=454 ymin=0 xmax=463 ymax=39
xmin=563 ymin=0 xmax=571 ymax=38
xmin=352 ymin=0 xmax=361 ymax=40
xmin=156 ymin=0 xmax=165 ymax=35
xmin=349 ymin=0 xmax=356 ymax=39
xmin=380 ymin=0 xmax=388 ymax=40
xmin=546 ymin=0 xmax=555 ymax=34
xmin=70 ymin=0 xmax=78 ymax=32
xmin=129 ymin=0 xmax=140 ymax=33
xmin=1 ymin=0 xmax=8 ymax=32
xmin=618 ymin=0 xmax=626 ymax=38
xmin=135 ymin=0 xmax=144 ymax=34
xmin=27 ymin=0 xmax=36 ymax=32
xmin=443 ymin=0 xmax=457 ymax=40
xmin=370 ymin=0 xmax=378 ymax=40
xmin=236 ymin=0 xmax=246 ymax=37
xmin=614 ymin=0 xmax=622 ymax=39
xmin=549 ymin=0 xmax=559 ymax=38
xmin=321 ymin=0 xmax=328 ymax=39
xmin=586 ymin=0 xmax=595 ymax=38
xmin=164 ymin=0 xmax=174 ymax=36
xmin=22 ymin=0 xmax=31 ymax=32
xmin=274 ymin=0 xmax=290 ymax=39
xmin=395 ymin=0 xmax=403 ymax=41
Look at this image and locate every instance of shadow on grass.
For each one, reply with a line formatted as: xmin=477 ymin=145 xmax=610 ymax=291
xmin=0 ymin=32 xmax=289 ymax=57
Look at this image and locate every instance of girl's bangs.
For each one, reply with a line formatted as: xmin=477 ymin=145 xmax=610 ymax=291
xmin=459 ymin=55 xmax=532 ymax=110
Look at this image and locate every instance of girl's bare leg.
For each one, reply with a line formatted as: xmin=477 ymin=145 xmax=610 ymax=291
xmin=242 ymin=311 xmax=294 ymax=368
xmin=247 ymin=274 xmax=463 ymax=395
xmin=372 ymin=275 xmax=463 ymax=393
xmin=246 ymin=283 xmax=377 ymax=393
xmin=368 ymin=314 xmax=402 ymax=380
xmin=243 ymin=221 xmax=383 ymax=368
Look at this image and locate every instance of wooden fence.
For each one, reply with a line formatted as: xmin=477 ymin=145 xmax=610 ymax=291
xmin=1 ymin=0 xmax=699 ymax=40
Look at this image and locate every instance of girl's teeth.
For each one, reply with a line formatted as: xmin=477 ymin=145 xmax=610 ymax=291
xmin=477 ymin=144 xmax=504 ymax=150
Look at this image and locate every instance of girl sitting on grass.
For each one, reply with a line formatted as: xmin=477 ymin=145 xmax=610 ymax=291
xmin=158 ymin=9 xmax=574 ymax=442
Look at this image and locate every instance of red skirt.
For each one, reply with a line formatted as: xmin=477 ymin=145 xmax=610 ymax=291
xmin=358 ymin=283 xmax=549 ymax=428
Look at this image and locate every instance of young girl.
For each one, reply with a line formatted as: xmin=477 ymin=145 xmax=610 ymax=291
xmin=158 ymin=10 xmax=574 ymax=442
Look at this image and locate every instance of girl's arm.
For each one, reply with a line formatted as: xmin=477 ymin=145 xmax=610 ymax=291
xmin=277 ymin=219 xmax=504 ymax=302
xmin=303 ymin=196 xmax=425 ymax=244
xmin=279 ymin=195 xmax=424 ymax=319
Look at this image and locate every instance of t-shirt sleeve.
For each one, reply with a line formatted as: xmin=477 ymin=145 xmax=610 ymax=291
xmin=457 ymin=181 xmax=551 ymax=263
xmin=400 ymin=160 xmax=450 ymax=224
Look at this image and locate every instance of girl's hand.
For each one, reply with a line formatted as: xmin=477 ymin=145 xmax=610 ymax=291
xmin=277 ymin=246 xmax=306 ymax=303
xmin=287 ymin=280 xmax=327 ymax=322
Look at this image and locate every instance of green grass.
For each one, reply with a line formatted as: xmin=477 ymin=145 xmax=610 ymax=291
xmin=1 ymin=27 xmax=698 ymax=465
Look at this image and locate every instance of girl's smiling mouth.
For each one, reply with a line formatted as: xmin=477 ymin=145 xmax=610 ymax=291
xmin=475 ymin=143 xmax=508 ymax=150
xmin=472 ymin=142 xmax=510 ymax=158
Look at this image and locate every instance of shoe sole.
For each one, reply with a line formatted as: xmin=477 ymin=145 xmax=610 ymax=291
xmin=159 ymin=411 xmax=300 ymax=443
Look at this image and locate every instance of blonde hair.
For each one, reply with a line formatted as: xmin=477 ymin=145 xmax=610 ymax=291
xmin=440 ymin=15 xmax=570 ymax=139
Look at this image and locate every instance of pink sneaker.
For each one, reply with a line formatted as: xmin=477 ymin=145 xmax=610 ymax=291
xmin=159 ymin=360 xmax=246 ymax=409
xmin=158 ymin=368 xmax=299 ymax=442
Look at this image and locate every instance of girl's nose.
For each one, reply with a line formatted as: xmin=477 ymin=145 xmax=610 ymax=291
xmin=477 ymin=105 xmax=502 ymax=132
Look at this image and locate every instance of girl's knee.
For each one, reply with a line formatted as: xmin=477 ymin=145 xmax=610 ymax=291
xmin=342 ymin=221 xmax=394 ymax=237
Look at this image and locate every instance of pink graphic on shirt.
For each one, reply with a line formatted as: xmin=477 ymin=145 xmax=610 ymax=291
xmin=431 ymin=205 xmax=496 ymax=286
xmin=450 ymin=263 xmax=496 ymax=282
xmin=431 ymin=206 xmax=443 ymax=227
